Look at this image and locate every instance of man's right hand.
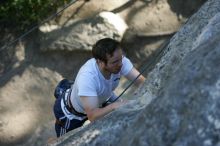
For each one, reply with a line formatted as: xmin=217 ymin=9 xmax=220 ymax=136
xmin=110 ymin=99 xmax=128 ymax=109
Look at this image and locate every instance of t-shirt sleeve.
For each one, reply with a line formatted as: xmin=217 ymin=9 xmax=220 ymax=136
xmin=121 ymin=56 xmax=133 ymax=76
xmin=77 ymin=72 xmax=97 ymax=97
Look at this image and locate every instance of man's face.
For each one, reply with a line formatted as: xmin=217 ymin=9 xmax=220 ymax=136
xmin=104 ymin=49 xmax=123 ymax=74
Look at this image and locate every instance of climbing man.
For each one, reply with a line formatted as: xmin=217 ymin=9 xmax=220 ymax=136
xmin=53 ymin=38 xmax=145 ymax=137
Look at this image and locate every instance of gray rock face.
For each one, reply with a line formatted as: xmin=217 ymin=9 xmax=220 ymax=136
xmin=122 ymin=27 xmax=220 ymax=146
xmin=51 ymin=0 xmax=220 ymax=145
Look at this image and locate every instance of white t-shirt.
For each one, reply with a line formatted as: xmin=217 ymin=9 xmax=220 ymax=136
xmin=70 ymin=56 xmax=133 ymax=114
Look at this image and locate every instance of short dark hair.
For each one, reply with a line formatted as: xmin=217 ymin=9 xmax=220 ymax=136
xmin=92 ymin=38 xmax=121 ymax=64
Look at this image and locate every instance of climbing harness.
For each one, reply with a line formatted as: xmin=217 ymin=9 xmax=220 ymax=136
xmin=54 ymin=79 xmax=87 ymax=117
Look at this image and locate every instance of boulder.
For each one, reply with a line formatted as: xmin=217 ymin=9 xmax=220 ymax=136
xmin=39 ymin=11 xmax=128 ymax=51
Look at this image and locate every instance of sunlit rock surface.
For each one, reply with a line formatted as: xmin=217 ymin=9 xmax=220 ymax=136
xmin=51 ymin=0 xmax=220 ymax=145
xmin=39 ymin=11 xmax=127 ymax=51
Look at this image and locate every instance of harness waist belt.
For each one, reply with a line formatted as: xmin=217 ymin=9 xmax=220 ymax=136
xmin=64 ymin=89 xmax=87 ymax=117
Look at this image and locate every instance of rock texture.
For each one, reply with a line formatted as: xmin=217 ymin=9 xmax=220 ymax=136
xmin=51 ymin=0 xmax=220 ymax=145
xmin=39 ymin=11 xmax=128 ymax=51
xmin=0 ymin=0 xmax=208 ymax=146
xmin=0 ymin=66 xmax=61 ymax=145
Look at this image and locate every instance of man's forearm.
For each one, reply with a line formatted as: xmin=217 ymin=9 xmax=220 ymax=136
xmin=86 ymin=101 xmax=125 ymax=122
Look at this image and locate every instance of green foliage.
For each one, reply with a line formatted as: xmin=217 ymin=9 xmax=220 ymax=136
xmin=0 ymin=0 xmax=71 ymax=31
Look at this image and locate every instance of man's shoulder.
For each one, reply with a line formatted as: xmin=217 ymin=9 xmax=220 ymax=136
xmin=79 ymin=58 xmax=98 ymax=78
xmin=81 ymin=58 xmax=96 ymax=71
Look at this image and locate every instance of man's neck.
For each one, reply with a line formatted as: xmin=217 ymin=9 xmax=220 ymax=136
xmin=97 ymin=62 xmax=111 ymax=80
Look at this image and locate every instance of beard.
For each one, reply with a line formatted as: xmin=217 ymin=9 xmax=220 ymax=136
xmin=104 ymin=66 xmax=121 ymax=74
